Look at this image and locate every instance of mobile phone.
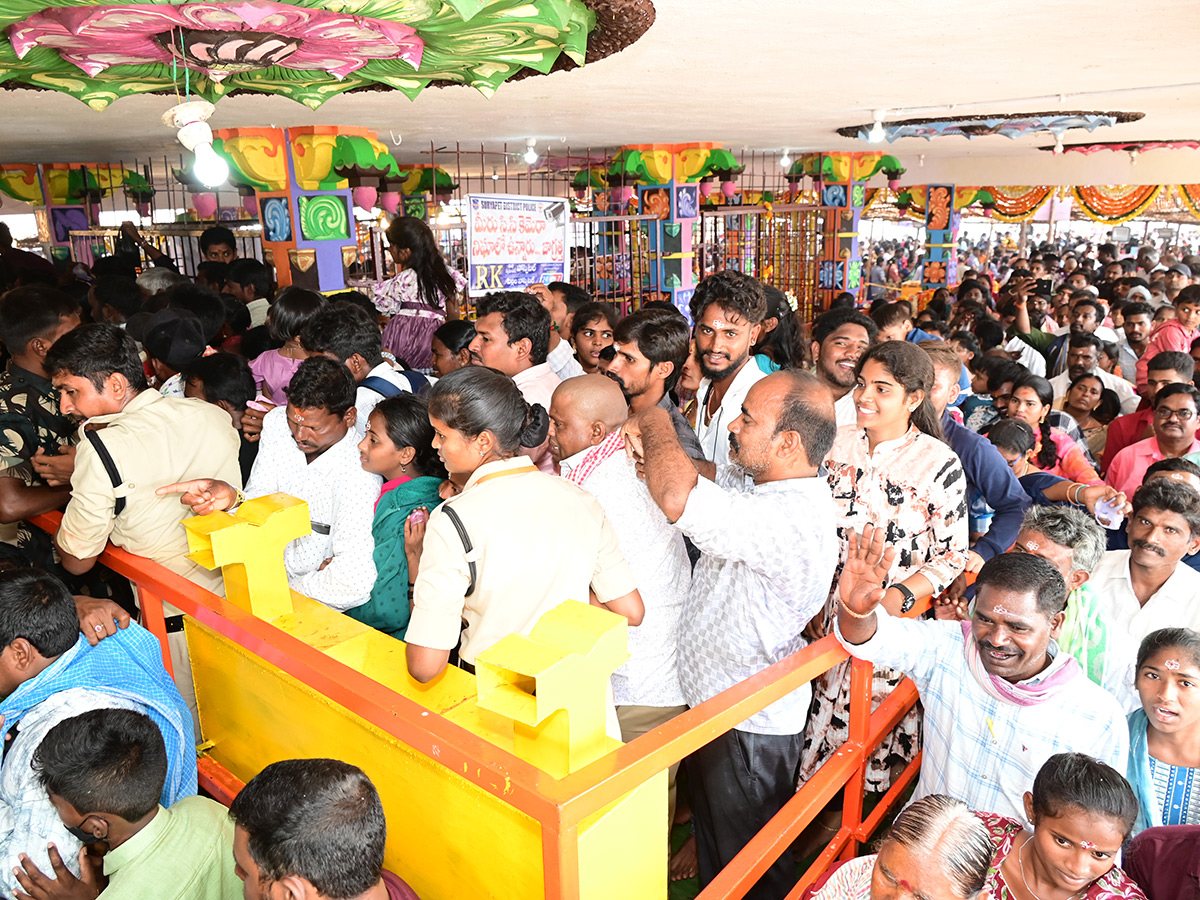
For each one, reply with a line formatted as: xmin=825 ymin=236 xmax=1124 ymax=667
xmin=409 ymin=508 xmax=429 ymax=525
xmin=1035 ymin=278 xmax=1053 ymax=295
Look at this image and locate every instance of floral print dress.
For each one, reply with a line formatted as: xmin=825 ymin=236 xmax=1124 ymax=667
xmin=798 ymin=425 xmax=968 ymax=791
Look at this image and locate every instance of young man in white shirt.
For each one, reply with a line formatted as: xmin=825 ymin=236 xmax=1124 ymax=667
xmin=689 ymin=271 xmax=769 ymax=466
xmin=809 ymin=308 xmax=877 ymax=428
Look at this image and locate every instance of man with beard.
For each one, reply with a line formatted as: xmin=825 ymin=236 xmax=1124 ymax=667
xmin=835 ymin=536 xmax=1127 ymax=823
xmin=628 ymin=370 xmax=839 ymax=900
xmin=689 ymin=271 xmax=768 ymax=465
xmin=1107 ymin=384 xmax=1200 ymax=496
xmin=1115 ymin=301 xmax=1154 ymax=383
xmin=1048 ymin=332 xmax=1139 ymax=414
xmin=809 ymin=307 xmax=877 ymax=427
xmin=605 ymin=307 xmax=703 ymax=458
xmin=1089 ymin=478 xmax=1200 ymax=711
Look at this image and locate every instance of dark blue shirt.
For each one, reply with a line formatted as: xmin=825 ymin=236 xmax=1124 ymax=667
xmin=942 ymin=410 xmax=1030 ymax=560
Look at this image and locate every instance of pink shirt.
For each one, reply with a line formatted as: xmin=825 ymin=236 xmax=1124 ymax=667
xmin=1107 ymin=434 xmax=1200 ymax=497
xmin=249 ymin=349 xmax=303 ymax=404
xmin=512 ymin=363 xmax=562 ymax=474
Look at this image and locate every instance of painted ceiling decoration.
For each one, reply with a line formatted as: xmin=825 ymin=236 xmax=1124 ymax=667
xmin=1036 ymin=139 xmax=1200 ymax=154
xmin=0 ymin=0 xmax=655 ymax=110
xmin=837 ymin=111 xmax=1144 ymax=142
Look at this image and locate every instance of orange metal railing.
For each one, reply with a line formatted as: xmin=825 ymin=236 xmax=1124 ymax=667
xmin=33 ymin=510 xmax=924 ymax=900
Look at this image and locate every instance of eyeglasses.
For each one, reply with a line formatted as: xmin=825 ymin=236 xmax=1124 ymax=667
xmin=1155 ymin=407 xmax=1197 ymax=421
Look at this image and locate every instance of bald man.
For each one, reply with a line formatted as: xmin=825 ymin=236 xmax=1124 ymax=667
xmin=547 ymin=374 xmax=691 ymax=817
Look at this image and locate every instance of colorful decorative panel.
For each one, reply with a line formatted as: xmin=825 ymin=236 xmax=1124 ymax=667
xmin=0 ymin=0 xmax=655 ymax=110
xmin=837 ymin=111 xmax=1144 ymax=142
xmin=261 ymin=196 xmax=292 ymax=243
xmin=297 ymin=194 xmax=349 ymax=242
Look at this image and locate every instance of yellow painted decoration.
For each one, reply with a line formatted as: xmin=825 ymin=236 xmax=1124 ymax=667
xmin=476 ymin=601 xmax=628 ymax=778
xmin=638 ymin=148 xmax=675 ymax=185
xmin=851 ymin=152 xmax=885 ymax=181
xmin=676 ymin=147 xmax=714 ymax=182
xmin=289 ymin=130 xmax=348 ymax=190
xmin=0 ymin=165 xmax=42 ymax=204
xmin=182 ymin=494 xmax=310 ymax=621
xmin=214 ymin=128 xmax=289 ymax=191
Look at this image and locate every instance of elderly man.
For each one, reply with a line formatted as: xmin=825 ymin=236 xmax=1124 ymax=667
xmin=1089 ymin=479 xmax=1200 ymax=710
xmin=1007 ymin=506 xmax=1108 ymax=686
xmin=836 ymin=535 xmax=1127 ymax=823
xmin=1107 ymin=384 xmax=1200 ymax=497
xmin=631 ymin=369 xmax=839 ymax=900
xmin=547 ymin=374 xmax=690 ymax=816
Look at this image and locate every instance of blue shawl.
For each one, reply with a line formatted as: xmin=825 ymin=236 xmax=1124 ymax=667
xmin=1128 ymin=708 xmax=1162 ymax=835
xmin=0 ymin=625 xmax=196 ymax=805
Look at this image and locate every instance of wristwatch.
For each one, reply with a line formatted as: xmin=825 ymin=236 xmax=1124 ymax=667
xmin=891 ymin=583 xmax=916 ymax=614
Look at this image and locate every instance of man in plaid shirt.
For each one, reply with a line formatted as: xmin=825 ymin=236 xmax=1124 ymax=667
xmin=835 ymin=526 xmax=1127 ymax=822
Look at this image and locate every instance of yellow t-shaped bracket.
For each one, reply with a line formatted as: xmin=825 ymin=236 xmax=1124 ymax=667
xmin=182 ymin=493 xmax=311 ymax=621
xmin=475 ymin=601 xmax=628 ymax=778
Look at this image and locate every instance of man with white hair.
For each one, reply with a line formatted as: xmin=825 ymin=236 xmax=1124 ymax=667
xmin=135 ymin=267 xmax=184 ymax=296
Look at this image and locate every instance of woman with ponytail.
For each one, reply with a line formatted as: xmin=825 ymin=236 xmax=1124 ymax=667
xmin=1006 ymin=373 xmax=1102 ymax=484
xmin=800 ymin=340 xmax=968 ymax=797
xmin=403 ymin=366 xmax=643 ymax=683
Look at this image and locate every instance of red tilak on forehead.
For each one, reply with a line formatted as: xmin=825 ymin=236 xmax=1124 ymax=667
xmin=897 ymin=878 xmax=913 ymax=892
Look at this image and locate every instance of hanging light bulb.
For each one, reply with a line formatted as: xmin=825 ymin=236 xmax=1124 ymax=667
xmin=1130 ymin=148 xmax=1139 ymax=166
xmin=1052 ymin=133 xmax=1065 ymax=156
xmin=491 ymin=167 xmax=499 ymax=182
xmin=162 ymin=99 xmax=228 ymax=188
xmin=867 ymin=110 xmax=887 ymax=144
xmin=192 ymin=142 xmax=230 ymax=188
xmin=779 ymin=150 xmax=792 ymax=168
xmin=523 ymin=138 xmax=538 ymax=165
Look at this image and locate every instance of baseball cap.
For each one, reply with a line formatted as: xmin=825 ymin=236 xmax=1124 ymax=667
xmin=1169 ymin=263 xmax=1191 ymax=277
xmin=140 ymin=310 xmax=207 ymax=372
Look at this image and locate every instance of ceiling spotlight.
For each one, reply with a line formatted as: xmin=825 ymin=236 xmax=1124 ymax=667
xmin=523 ymin=138 xmax=538 ymax=165
xmin=1052 ymin=134 xmax=1064 ymax=155
xmin=779 ymin=150 xmax=792 ymax=168
xmin=162 ymin=99 xmax=228 ymax=188
xmin=867 ymin=110 xmax=887 ymax=144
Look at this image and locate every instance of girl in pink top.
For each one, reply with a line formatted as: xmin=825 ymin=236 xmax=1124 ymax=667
xmin=249 ymin=287 xmax=326 ymax=403
xmin=1006 ymin=374 xmax=1103 ymax=484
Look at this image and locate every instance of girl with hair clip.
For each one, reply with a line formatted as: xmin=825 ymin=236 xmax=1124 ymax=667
xmin=1127 ymin=627 xmax=1200 ymax=834
xmin=354 ymin=394 xmax=447 ymax=639
xmin=375 ymin=216 xmax=467 ymax=372
xmin=402 ymin=367 xmax=643 ymax=685
xmin=979 ymin=753 xmax=1146 ymax=900
xmin=1007 ymin=374 xmax=1102 ymax=484
xmin=800 ymin=340 xmax=968 ymax=795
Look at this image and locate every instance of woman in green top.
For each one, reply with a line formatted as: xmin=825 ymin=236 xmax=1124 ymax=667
xmin=354 ymin=394 xmax=446 ymax=638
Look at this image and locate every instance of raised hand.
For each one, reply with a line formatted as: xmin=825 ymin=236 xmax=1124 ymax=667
xmin=837 ymin=523 xmax=897 ymax=619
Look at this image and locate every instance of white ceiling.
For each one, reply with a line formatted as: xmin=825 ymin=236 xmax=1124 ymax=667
xmin=3 ymin=0 xmax=1200 ymax=184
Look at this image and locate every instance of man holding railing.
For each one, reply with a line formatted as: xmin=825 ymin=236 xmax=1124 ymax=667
xmin=834 ymin=526 xmax=1128 ymax=823
xmin=626 ymin=368 xmax=839 ymax=900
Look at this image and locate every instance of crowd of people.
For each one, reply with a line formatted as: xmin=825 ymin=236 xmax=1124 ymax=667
xmin=0 ymin=218 xmax=1199 ymax=900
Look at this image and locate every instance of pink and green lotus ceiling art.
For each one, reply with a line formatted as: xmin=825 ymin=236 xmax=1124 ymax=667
xmin=0 ymin=0 xmax=654 ymax=110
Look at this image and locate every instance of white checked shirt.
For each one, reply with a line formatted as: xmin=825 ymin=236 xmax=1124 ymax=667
xmin=546 ymin=338 xmax=585 ymax=382
xmin=834 ymin=611 xmax=1128 ymax=822
xmin=245 ymin=407 xmax=382 ymax=611
xmin=0 ymin=687 xmax=142 ymax=897
xmin=1090 ymin=549 xmax=1200 ymax=712
xmin=559 ymin=446 xmax=688 ymax=707
xmin=674 ymin=466 xmax=838 ymax=734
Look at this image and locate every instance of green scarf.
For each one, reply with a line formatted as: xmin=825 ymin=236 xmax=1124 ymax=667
xmin=348 ymin=475 xmax=443 ymax=639
xmin=1056 ymin=582 xmax=1109 ymax=686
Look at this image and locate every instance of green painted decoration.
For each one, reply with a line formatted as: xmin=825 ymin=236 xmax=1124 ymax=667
xmin=298 ymin=194 xmax=350 ymax=241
